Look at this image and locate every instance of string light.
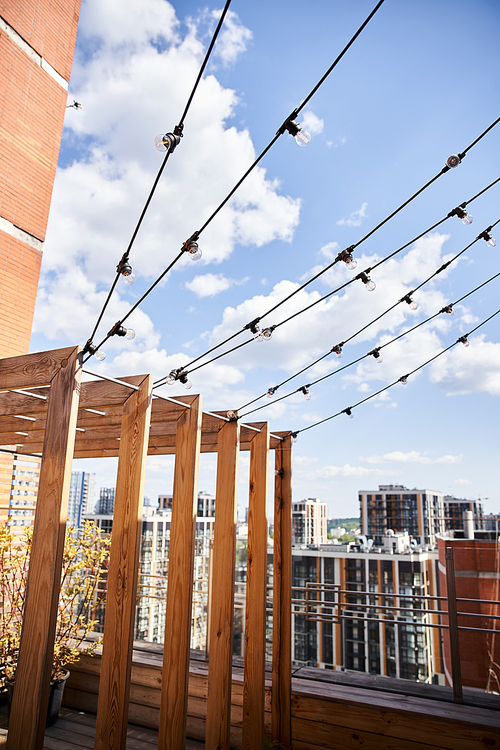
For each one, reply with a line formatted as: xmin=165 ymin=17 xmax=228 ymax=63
xmin=182 ymin=235 xmax=202 ymax=261
xmin=154 ymin=131 xmax=181 ymax=154
xmin=441 ymin=304 xmax=455 ymax=315
xmin=357 ymin=271 xmax=376 ymax=291
xmin=281 ymin=117 xmax=311 ymax=147
xmin=117 ymin=255 xmax=136 ymax=285
xmin=479 ymin=228 xmax=497 ymax=247
xmin=446 ymin=154 xmax=462 ymax=169
xmin=108 ymin=322 xmax=136 ymax=340
xmin=343 ymin=408 xmax=354 ymax=419
xmin=450 ymin=204 xmax=473 ymax=225
xmin=300 ymin=386 xmax=311 ymax=401
xmin=399 ymin=375 xmax=408 ymax=385
xmin=458 ymin=335 xmax=470 ymax=347
xmin=85 ymin=343 xmax=106 ymax=361
xmin=267 ymin=386 xmax=278 ymax=398
xmin=331 ymin=344 xmax=343 ymax=358
xmin=227 ymin=410 xmax=237 ymax=420
xmin=179 ymin=373 xmax=192 ymax=389
xmin=256 ymin=327 xmax=274 ymax=342
xmin=369 ymin=348 xmax=383 ymax=363
xmin=336 ymin=247 xmax=357 ymax=269
xmin=401 ymin=293 xmax=418 ymax=310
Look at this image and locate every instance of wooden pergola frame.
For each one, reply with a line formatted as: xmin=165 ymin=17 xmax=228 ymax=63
xmin=0 ymin=346 xmax=293 ymax=750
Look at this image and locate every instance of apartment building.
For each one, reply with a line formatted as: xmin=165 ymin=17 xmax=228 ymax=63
xmin=443 ymin=495 xmax=484 ymax=531
xmin=68 ymin=471 xmax=96 ymax=527
xmin=359 ymin=485 xmax=446 ymax=545
xmin=292 ymin=497 xmax=328 ymax=546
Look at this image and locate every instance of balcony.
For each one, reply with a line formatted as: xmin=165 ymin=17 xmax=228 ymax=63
xmin=0 ymin=347 xmax=499 ymax=749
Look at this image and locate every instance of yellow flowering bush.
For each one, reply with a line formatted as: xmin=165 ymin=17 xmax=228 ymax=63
xmin=0 ymin=520 xmax=111 ymax=681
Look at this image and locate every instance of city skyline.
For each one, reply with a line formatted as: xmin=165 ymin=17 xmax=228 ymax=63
xmin=28 ymin=0 xmax=500 ymax=516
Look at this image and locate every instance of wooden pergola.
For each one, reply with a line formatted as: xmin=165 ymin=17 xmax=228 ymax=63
xmin=0 ymin=346 xmax=293 ymax=750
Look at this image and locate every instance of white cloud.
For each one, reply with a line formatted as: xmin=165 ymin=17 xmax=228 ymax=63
xmin=210 ymin=9 xmax=253 ymax=67
xmin=301 ymin=110 xmax=324 ymax=136
xmin=336 ymin=202 xmax=368 ymax=228
xmin=36 ymin=0 xmax=300 ymax=344
xmin=429 ymin=335 xmax=500 ymax=395
xmin=302 ymin=464 xmax=386 ymax=480
xmin=454 ymin=478 xmax=472 ymax=486
xmin=185 ymin=273 xmax=249 ymax=297
xmin=361 ymin=451 xmax=463 ymax=465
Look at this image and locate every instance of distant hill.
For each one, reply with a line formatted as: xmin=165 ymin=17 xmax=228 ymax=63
xmin=327 ymin=517 xmax=360 ymax=532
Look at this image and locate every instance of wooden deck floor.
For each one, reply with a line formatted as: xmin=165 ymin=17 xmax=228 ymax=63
xmin=0 ymin=706 xmax=205 ymax=749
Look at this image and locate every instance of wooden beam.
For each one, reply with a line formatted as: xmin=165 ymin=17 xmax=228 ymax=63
xmin=0 ymin=347 xmax=78 ymax=391
xmin=242 ymin=423 xmax=270 ymax=750
xmin=94 ymin=374 xmax=153 ymax=750
xmin=158 ymin=394 xmax=203 ymax=750
xmin=205 ymin=419 xmax=240 ymax=750
xmin=272 ymin=434 xmax=293 ymax=746
xmin=6 ymin=346 xmax=82 ymax=750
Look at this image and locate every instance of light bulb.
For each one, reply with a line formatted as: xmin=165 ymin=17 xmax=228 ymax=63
xmin=227 ymin=411 xmax=237 ymax=420
xmin=443 ymin=305 xmax=455 ymax=315
xmin=345 ymin=256 xmax=357 ymax=270
xmin=399 ymin=376 xmax=408 ymax=385
xmin=373 ymin=353 xmax=383 ymax=364
xmin=332 ymin=344 xmax=343 ymax=358
xmin=462 ymin=213 xmax=473 ymax=225
xmin=295 ymin=130 xmax=311 ymax=147
xmin=344 ymin=408 xmax=354 ymax=419
xmin=301 ymin=387 xmax=311 ymax=401
xmin=123 ymin=270 xmax=136 ymax=285
xmin=166 ymin=375 xmax=176 ymax=385
xmin=410 ymin=300 xmax=418 ymax=311
xmin=446 ymin=154 xmax=461 ymax=169
xmin=154 ymin=133 xmax=174 ymax=152
xmin=292 ymin=433 xmax=298 ymax=443
xmin=487 ymin=237 xmax=497 ymax=248
xmin=94 ymin=350 xmax=106 ymax=362
xmin=186 ymin=240 xmax=202 ymax=261
xmin=459 ymin=336 xmax=470 ymax=347
xmin=267 ymin=387 xmax=276 ymax=398
xmin=124 ymin=328 xmax=135 ymax=340
xmin=182 ymin=378 xmax=192 ymax=390
xmin=257 ymin=327 xmax=273 ymax=342
xmin=364 ymin=279 xmax=376 ymax=292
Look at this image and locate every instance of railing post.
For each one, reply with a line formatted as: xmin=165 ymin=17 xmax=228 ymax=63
xmin=445 ymin=546 xmax=463 ymax=704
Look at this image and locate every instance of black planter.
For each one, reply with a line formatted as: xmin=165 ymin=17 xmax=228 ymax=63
xmin=6 ymin=670 xmax=70 ymax=728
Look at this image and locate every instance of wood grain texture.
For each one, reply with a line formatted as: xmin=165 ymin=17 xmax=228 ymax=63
xmin=0 ymin=347 xmax=78 ymax=391
xmin=158 ymin=395 xmax=203 ymax=750
xmin=205 ymin=420 xmax=240 ymax=750
xmin=6 ymin=346 xmax=82 ymax=750
xmin=242 ymin=423 xmax=270 ymax=750
xmin=271 ymin=435 xmax=293 ymax=746
xmin=94 ymin=375 xmax=153 ymax=750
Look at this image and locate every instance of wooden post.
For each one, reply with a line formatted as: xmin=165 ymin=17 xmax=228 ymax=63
xmin=272 ymin=435 xmax=292 ymax=746
xmin=94 ymin=374 xmax=153 ymax=750
xmin=205 ymin=419 xmax=240 ymax=750
xmin=6 ymin=346 xmax=82 ymax=750
xmin=242 ymin=424 xmax=269 ymax=750
xmin=158 ymin=395 xmax=203 ymax=750
xmin=445 ymin=547 xmax=463 ymax=704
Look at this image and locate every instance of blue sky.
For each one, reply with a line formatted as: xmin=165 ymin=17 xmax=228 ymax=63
xmin=31 ymin=0 xmax=500 ymax=517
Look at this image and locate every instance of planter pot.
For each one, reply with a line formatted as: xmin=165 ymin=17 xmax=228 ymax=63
xmin=6 ymin=670 xmax=70 ymax=728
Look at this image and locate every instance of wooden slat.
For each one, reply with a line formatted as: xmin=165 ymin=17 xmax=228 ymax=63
xmin=158 ymin=395 xmax=203 ymax=750
xmin=94 ymin=375 xmax=153 ymax=750
xmin=205 ymin=419 xmax=240 ymax=750
xmin=0 ymin=347 xmax=78 ymax=391
xmin=242 ymin=423 xmax=269 ymax=750
xmin=6 ymin=346 xmax=82 ymax=750
xmin=271 ymin=434 xmax=293 ymax=746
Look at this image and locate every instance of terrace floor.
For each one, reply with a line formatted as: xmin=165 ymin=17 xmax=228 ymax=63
xmin=0 ymin=706 xmax=205 ymax=749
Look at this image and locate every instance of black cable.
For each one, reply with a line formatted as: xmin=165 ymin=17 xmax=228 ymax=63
xmin=237 ymin=246 xmax=500 ymax=418
xmin=294 ymin=305 xmax=500 ymax=436
xmin=84 ymin=3 xmax=233 ymax=355
xmin=159 ymin=140 xmax=500 ymax=382
xmin=177 ymin=0 xmax=233 ymax=129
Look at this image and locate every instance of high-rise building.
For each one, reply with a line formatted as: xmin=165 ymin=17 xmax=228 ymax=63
xmin=68 ymin=471 xmax=96 ymax=527
xmin=0 ymin=2 xmax=82 ymax=521
xmin=95 ymin=487 xmax=115 ymax=515
xmin=359 ymin=485 xmax=445 ymax=546
xmin=292 ymin=497 xmax=327 ymax=546
xmin=5 ymin=454 xmax=41 ymax=527
xmin=443 ymin=496 xmax=484 ymax=531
